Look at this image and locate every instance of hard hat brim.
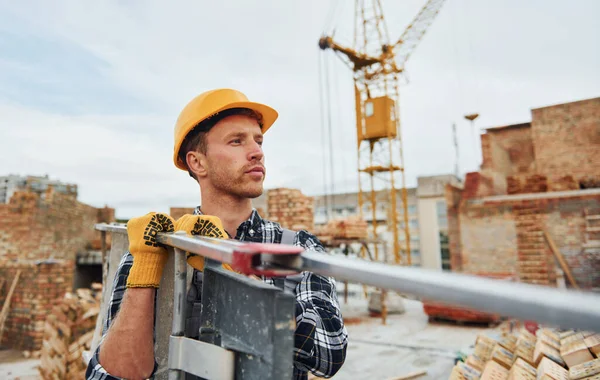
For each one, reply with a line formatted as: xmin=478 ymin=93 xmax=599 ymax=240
xmin=174 ymin=100 xmax=278 ymax=171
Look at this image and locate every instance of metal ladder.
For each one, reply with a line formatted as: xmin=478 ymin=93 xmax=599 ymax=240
xmin=93 ymin=223 xmax=600 ymax=380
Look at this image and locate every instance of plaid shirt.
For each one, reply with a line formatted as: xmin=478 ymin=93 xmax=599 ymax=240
xmin=86 ymin=208 xmax=348 ymax=380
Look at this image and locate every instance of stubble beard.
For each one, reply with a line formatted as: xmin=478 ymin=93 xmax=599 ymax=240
xmin=209 ymin=165 xmax=264 ymax=199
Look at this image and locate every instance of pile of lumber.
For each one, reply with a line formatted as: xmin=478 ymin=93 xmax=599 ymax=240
xmin=39 ymin=283 xmax=102 ymax=380
xmin=449 ymin=326 xmax=600 ymax=379
xmin=267 ymin=188 xmax=314 ymax=231
xmin=316 ymin=216 xmax=368 ymax=242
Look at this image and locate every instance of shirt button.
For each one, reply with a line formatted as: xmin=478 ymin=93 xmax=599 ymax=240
xmin=249 ymin=229 xmax=254 ymax=236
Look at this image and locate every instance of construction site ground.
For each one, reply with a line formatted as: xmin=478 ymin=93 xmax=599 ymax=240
xmin=0 ymin=285 xmax=497 ymax=380
xmin=0 ymin=348 xmax=39 ymax=380
xmin=330 ymin=285 xmax=496 ymax=379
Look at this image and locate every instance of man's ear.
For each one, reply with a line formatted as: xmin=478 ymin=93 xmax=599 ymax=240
xmin=186 ymin=151 xmax=208 ymax=178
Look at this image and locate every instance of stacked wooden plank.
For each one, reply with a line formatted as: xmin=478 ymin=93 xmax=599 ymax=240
xmin=449 ymin=326 xmax=600 ymax=380
xmin=39 ymin=283 xmax=101 ymax=380
xmin=267 ymin=188 xmax=314 ymax=231
xmin=315 ymin=217 xmax=368 ymax=242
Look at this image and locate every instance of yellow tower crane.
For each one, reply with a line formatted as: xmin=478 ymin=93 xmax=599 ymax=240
xmin=319 ymin=0 xmax=447 ymax=266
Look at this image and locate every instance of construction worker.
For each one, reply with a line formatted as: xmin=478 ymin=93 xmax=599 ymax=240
xmin=85 ymin=88 xmax=348 ymax=380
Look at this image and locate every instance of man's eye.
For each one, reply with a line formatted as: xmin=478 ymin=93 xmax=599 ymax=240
xmin=257 ymin=140 xmax=263 ymax=146
xmin=231 ymin=139 xmax=241 ymax=144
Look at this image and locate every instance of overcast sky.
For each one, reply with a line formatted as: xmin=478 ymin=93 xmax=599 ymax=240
xmin=1 ymin=0 xmax=598 ymax=219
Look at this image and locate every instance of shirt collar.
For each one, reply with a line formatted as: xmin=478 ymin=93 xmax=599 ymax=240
xmin=193 ymin=206 xmax=264 ymax=236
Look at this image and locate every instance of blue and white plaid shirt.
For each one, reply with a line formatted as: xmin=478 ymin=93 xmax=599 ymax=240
xmin=86 ymin=207 xmax=348 ymax=380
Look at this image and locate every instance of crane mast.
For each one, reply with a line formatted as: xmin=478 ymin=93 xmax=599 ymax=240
xmin=319 ymin=0 xmax=446 ymax=265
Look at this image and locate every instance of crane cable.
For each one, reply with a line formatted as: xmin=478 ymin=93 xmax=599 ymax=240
xmin=319 ymin=0 xmax=347 ymax=220
xmin=325 ymin=52 xmax=336 ymax=219
xmin=332 ymin=52 xmax=347 ymax=197
xmin=318 ymin=50 xmax=330 ymax=221
xmin=323 ymin=0 xmax=343 ymax=37
xmin=318 ymin=51 xmax=337 ymax=221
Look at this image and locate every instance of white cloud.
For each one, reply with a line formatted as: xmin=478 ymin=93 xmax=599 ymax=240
xmin=0 ymin=0 xmax=598 ymax=218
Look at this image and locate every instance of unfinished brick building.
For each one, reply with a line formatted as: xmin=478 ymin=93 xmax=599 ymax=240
xmin=446 ymin=97 xmax=600 ymax=290
xmin=0 ymin=175 xmax=115 ymax=351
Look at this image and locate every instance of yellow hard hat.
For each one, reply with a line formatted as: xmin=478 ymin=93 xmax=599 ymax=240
xmin=173 ymin=88 xmax=278 ymax=171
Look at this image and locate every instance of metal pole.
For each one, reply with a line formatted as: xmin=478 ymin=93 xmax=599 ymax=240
xmin=169 ymin=245 xmax=188 ymax=380
xmin=95 ymin=224 xmax=600 ymax=332
xmin=299 ymin=251 xmax=600 ymax=332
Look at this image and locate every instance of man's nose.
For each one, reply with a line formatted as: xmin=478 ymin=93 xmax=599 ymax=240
xmin=248 ymin=142 xmax=264 ymax=161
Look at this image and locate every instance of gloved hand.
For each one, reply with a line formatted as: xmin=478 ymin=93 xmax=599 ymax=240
xmin=174 ymin=214 xmax=229 ymax=272
xmin=126 ymin=212 xmax=176 ymax=288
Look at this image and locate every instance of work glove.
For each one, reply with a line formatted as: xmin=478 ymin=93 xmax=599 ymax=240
xmin=174 ymin=214 xmax=230 ymax=272
xmin=126 ymin=212 xmax=176 ymax=288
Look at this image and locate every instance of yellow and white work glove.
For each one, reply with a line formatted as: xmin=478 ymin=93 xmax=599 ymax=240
xmin=126 ymin=212 xmax=176 ymax=288
xmin=174 ymin=214 xmax=231 ymax=272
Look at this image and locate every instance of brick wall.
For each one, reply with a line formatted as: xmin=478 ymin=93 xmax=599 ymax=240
xmin=0 ymin=186 xmax=114 ymax=351
xmin=0 ymin=260 xmax=74 ymax=351
xmin=445 ymin=184 xmax=463 ymax=271
xmin=453 ymin=191 xmax=600 ymax=289
xmin=458 ymin=202 xmax=517 ymax=276
xmin=462 ymin=170 xmax=507 ymax=199
xmin=507 ymin=173 xmax=548 ymax=195
xmin=541 ymin=196 xmax=600 ymax=289
xmin=0 ymin=188 xmax=100 ymax=261
xmin=267 ymin=188 xmax=314 ymax=231
xmin=513 ymin=200 xmax=556 ymax=286
xmin=531 ymin=97 xmax=600 ymax=189
xmin=481 ymin=123 xmax=536 ymax=176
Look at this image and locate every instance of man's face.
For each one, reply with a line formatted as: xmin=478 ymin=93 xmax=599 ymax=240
xmin=202 ymin=114 xmax=266 ymax=199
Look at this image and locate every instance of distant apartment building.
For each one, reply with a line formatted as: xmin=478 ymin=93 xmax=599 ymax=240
xmin=0 ymin=174 xmax=25 ymax=203
xmin=0 ymin=174 xmax=78 ymax=203
xmin=416 ymin=175 xmax=462 ymax=271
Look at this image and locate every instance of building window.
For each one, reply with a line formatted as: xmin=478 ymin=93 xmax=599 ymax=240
xmin=408 ymin=204 xmax=417 ymax=215
xmin=439 ymin=231 xmax=450 ymax=270
xmin=436 ymin=200 xmax=448 ymax=229
xmin=409 ymin=219 xmax=418 ymax=230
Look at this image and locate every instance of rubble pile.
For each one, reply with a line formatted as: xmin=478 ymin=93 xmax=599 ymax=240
xmin=450 ymin=326 xmax=600 ymax=379
xmin=39 ymin=283 xmax=102 ymax=380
